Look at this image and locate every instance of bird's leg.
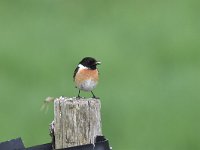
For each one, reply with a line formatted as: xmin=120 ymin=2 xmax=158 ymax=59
xmin=91 ymin=91 xmax=99 ymax=99
xmin=77 ymin=90 xmax=81 ymax=99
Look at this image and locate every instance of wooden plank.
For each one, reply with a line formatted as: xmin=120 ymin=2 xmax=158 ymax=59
xmin=53 ymin=97 xmax=102 ymax=149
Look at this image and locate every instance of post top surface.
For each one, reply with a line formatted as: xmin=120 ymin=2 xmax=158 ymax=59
xmin=54 ymin=96 xmax=101 ymax=104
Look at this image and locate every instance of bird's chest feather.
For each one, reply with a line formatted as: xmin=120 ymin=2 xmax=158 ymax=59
xmin=75 ymin=69 xmax=99 ymax=91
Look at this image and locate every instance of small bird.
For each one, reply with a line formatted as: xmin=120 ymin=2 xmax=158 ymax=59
xmin=73 ymin=57 xmax=101 ymax=98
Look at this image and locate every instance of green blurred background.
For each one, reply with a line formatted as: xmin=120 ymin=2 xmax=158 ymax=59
xmin=0 ymin=0 xmax=200 ymax=150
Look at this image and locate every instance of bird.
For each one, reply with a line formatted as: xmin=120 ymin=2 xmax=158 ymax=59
xmin=73 ymin=57 xmax=101 ymax=99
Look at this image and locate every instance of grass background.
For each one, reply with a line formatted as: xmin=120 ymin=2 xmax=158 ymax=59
xmin=0 ymin=0 xmax=200 ymax=150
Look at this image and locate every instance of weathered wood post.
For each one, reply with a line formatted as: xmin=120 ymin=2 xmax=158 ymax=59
xmin=52 ymin=97 xmax=102 ymax=149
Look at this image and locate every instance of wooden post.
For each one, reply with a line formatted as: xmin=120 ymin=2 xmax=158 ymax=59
xmin=52 ymin=97 xmax=102 ymax=149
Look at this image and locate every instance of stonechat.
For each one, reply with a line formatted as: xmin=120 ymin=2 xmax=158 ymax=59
xmin=73 ymin=57 xmax=101 ymax=98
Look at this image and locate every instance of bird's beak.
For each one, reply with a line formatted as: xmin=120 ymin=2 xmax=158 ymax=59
xmin=96 ymin=61 xmax=101 ymax=65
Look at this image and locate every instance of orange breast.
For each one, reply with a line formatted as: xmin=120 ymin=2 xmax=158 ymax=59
xmin=75 ymin=69 xmax=99 ymax=85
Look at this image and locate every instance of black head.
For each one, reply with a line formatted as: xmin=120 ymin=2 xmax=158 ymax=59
xmin=79 ymin=57 xmax=101 ymax=70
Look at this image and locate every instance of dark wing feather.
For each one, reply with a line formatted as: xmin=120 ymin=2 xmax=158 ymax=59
xmin=73 ymin=67 xmax=79 ymax=81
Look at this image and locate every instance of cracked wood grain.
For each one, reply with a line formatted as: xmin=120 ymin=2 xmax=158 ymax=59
xmin=53 ymin=97 xmax=102 ymax=149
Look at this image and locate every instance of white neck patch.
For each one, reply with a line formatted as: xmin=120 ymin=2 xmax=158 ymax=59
xmin=78 ymin=64 xmax=88 ymax=69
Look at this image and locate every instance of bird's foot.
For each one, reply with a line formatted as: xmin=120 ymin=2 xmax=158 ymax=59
xmin=92 ymin=96 xmax=100 ymax=99
xmin=76 ymin=96 xmax=85 ymax=99
xmin=76 ymin=96 xmax=81 ymax=99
